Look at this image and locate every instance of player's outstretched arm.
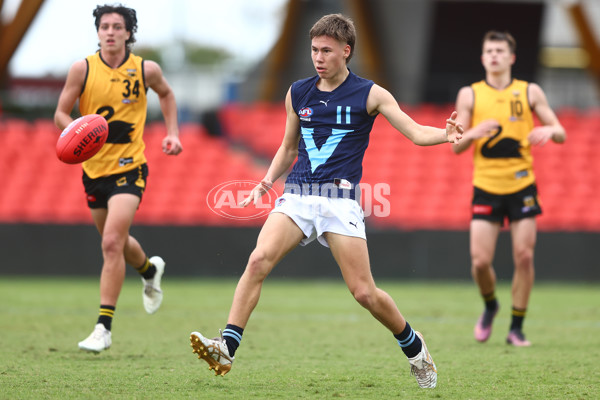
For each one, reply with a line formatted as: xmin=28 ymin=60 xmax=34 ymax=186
xmin=368 ymin=84 xmax=463 ymax=146
xmin=445 ymin=111 xmax=465 ymax=144
xmin=451 ymin=86 xmax=501 ymax=154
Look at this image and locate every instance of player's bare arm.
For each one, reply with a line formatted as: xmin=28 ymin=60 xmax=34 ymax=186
xmin=527 ymin=83 xmax=566 ymax=146
xmin=264 ymin=88 xmax=302 ymax=183
xmin=54 ymin=60 xmax=87 ymax=130
xmin=240 ymin=88 xmax=300 ymax=207
xmin=368 ymin=84 xmax=462 ymax=145
xmin=452 ymin=86 xmax=499 ymax=154
xmin=144 ymin=60 xmax=182 ymax=155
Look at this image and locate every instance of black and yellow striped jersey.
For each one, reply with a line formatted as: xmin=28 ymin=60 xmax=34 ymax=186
xmin=79 ymin=51 xmax=148 ymax=178
xmin=471 ymin=79 xmax=535 ymax=194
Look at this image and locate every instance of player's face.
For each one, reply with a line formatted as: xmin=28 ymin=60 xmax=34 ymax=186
xmin=311 ymin=35 xmax=350 ymax=79
xmin=481 ymin=40 xmax=515 ymax=74
xmin=97 ymin=13 xmax=130 ymax=52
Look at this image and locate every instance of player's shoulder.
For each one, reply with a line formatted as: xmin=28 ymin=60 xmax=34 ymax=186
xmin=142 ymin=59 xmax=161 ymax=71
xmin=349 ymin=70 xmax=374 ymax=85
xmin=512 ymin=78 xmax=530 ymax=85
xmin=510 ymin=78 xmax=541 ymax=95
xmin=70 ymin=58 xmax=88 ymax=71
xmin=456 ymin=85 xmax=475 ymax=105
xmin=85 ymin=51 xmax=100 ymax=60
xmin=67 ymin=58 xmax=89 ymax=81
xmin=524 ymin=81 xmax=547 ymax=105
xmin=469 ymin=80 xmax=487 ymax=90
xmin=82 ymin=51 xmax=102 ymax=66
xmin=366 ymin=83 xmax=391 ymax=103
xmin=292 ymin=75 xmax=319 ymax=90
xmin=524 ymin=81 xmax=543 ymax=92
xmin=458 ymin=84 xmax=475 ymax=93
xmin=456 ymin=81 xmax=481 ymax=103
xmin=142 ymin=59 xmax=164 ymax=83
xmin=290 ymin=75 xmax=319 ymax=104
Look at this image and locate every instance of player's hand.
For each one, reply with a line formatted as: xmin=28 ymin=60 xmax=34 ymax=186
xmin=528 ymin=126 xmax=554 ymax=146
xmin=446 ymin=111 xmax=465 ymax=143
xmin=162 ymin=135 xmax=183 ymax=155
xmin=239 ymin=179 xmax=273 ymax=207
xmin=470 ymin=119 xmax=500 ymax=140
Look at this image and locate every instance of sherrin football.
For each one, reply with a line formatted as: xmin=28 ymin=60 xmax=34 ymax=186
xmin=56 ymin=114 xmax=108 ymax=164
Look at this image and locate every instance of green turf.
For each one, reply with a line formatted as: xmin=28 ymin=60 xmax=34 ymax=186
xmin=0 ymin=277 xmax=598 ymax=399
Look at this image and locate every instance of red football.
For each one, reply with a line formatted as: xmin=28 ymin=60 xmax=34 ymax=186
xmin=56 ymin=114 xmax=108 ymax=164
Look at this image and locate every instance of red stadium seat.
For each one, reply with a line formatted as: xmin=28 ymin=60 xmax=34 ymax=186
xmin=1 ymin=107 xmax=598 ymax=231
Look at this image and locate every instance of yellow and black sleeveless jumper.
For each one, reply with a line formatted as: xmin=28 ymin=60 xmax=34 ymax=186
xmin=79 ymin=51 xmax=148 ymax=179
xmin=470 ymin=79 xmax=535 ymax=195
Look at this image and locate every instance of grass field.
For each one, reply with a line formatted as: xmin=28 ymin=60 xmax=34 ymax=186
xmin=1 ymin=277 xmax=598 ymax=399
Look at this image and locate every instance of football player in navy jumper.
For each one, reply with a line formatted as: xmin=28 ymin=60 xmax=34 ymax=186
xmin=190 ymin=13 xmax=463 ymax=388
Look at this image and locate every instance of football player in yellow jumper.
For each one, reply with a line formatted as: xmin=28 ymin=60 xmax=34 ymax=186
xmin=453 ymin=31 xmax=565 ymax=347
xmin=55 ymin=4 xmax=182 ymax=353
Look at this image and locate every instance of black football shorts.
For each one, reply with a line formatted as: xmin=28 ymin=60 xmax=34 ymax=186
xmin=471 ymin=183 xmax=542 ymax=225
xmin=82 ymin=164 xmax=148 ymax=209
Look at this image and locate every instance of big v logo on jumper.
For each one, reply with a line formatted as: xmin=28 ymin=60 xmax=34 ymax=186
xmin=302 ymin=127 xmax=353 ymax=173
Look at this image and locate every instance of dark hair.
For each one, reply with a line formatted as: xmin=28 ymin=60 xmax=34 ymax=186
xmin=309 ymin=14 xmax=356 ymax=63
xmin=482 ymin=30 xmax=516 ymax=54
xmin=93 ymin=4 xmax=138 ymax=50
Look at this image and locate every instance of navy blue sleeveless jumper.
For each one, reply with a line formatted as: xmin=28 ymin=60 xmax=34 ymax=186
xmin=285 ymin=70 xmax=376 ymax=200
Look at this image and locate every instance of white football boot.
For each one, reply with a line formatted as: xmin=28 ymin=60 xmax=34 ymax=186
xmin=78 ymin=323 xmax=112 ymax=353
xmin=408 ymin=331 xmax=438 ymax=388
xmin=190 ymin=331 xmax=234 ymax=376
xmin=142 ymin=256 xmax=165 ymax=314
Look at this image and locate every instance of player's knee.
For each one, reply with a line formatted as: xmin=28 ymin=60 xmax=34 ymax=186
xmin=514 ymin=247 xmax=534 ymax=270
xmin=101 ymin=233 xmax=126 ymax=258
xmin=351 ymin=287 xmax=375 ymax=309
xmin=471 ymin=252 xmax=492 ymax=272
xmin=245 ymin=249 xmax=273 ymax=279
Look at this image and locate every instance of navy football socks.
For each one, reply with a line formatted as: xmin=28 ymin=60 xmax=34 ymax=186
xmin=222 ymin=324 xmax=244 ymax=357
xmin=394 ymin=322 xmax=422 ymax=358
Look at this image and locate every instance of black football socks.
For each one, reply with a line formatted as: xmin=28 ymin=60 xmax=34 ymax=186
xmin=483 ymin=291 xmax=499 ymax=312
xmin=510 ymin=307 xmax=526 ymax=332
xmin=135 ymin=257 xmax=157 ymax=280
xmin=97 ymin=305 xmax=115 ymax=331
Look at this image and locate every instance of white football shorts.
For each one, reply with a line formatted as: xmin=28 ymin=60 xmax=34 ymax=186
xmin=270 ymin=193 xmax=366 ymax=248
